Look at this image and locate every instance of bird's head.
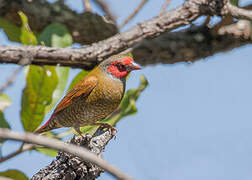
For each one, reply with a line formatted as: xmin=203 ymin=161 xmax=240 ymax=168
xmin=99 ymin=55 xmax=141 ymax=79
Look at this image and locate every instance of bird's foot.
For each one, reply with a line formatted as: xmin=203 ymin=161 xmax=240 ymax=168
xmin=78 ymin=132 xmax=86 ymax=138
xmin=109 ymin=127 xmax=117 ymax=137
xmin=95 ymin=123 xmax=117 ymax=137
xmin=74 ymin=123 xmax=86 ymax=138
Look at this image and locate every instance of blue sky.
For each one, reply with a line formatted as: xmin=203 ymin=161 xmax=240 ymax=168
xmin=0 ymin=0 xmax=252 ymax=179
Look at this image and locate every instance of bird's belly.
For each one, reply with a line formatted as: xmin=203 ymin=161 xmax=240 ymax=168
xmin=79 ymin=100 xmax=119 ymax=125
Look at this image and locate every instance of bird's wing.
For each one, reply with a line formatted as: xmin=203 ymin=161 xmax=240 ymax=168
xmin=54 ymin=76 xmax=98 ymax=114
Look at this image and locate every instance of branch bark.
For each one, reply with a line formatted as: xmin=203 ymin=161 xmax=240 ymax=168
xmin=133 ymin=20 xmax=251 ymax=65
xmin=0 ymin=0 xmax=251 ymax=69
xmin=0 ymin=19 xmax=250 ymax=69
xmin=31 ymin=128 xmax=121 ymax=180
xmin=0 ymin=0 xmax=252 ymax=69
xmin=0 ymin=128 xmax=132 ymax=180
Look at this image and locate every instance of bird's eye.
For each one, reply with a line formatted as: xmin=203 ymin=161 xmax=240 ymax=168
xmin=116 ymin=63 xmax=126 ymax=71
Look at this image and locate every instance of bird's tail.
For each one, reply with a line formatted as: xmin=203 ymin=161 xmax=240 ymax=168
xmin=34 ymin=125 xmax=50 ymax=134
xmin=33 ymin=114 xmax=59 ymax=134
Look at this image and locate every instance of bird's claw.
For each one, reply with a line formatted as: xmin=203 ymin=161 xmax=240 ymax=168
xmin=99 ymin=123 xmax=117 ymax=137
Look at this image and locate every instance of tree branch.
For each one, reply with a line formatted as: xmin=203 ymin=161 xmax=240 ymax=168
xmin=0 ymin=0 xmax=250 ymax=69
xmin=160 ymin=0 xmax=171 ymax=14
xmin=31 ymin=128 xmax=123 ymax=180
xmin=120 ymin=0 xmax=148 ymax=28
xmin=0 ymin=20 xmax=250 ymax=68
xmin=0 ymin=128 xmax=132 ymax=180
xmin=93 ymin=0 xmax=116 ymax=23
xmin=0 ymin=143 xmax=34 ymax=163
xmin=133 ymin=20 xmax=251 ymax=65
xmin=0 ymin=67 xmax=22 ymax=94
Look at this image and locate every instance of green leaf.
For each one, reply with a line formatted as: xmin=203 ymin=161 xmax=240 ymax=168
xmin=120 ymin=75 xmax=148 ymax=115
xmin=38 ymin=23 xmax=72 ymax=47
xmin=124 ymin=52 xmax=133 ymax=58
xmin=18 ymin=11 xmax=37 ymax=45
xmin=0 ymin=110 xmax=11 ymax=149
xmin=0 ymin=111 xmax=10 ymax=129
xmin=35 ymin=147 xmax=58 ymax=157
xmin=45 ymin=67 xmax=69 ymax=114
xmin=21 ymin=66 xmax=58 ymax=132
xmin=230 ymin=0 xmax=239 ymax=6
xmin=38 ymin=23 xmax=72 ymax=114
xmin=0 ymin=169 xmax=29 ymax=180
xmin=0 ymin=18 xmax=21 ymax=42
xmin=104 ymin=75 xmax=148 ymax=126
xmin=119 ymin=89 xmax=138 ymax=116
xmin=0 ymin=94 xmax=11 ymax=149
xmin=0 ymin=94 xmax=11 ymax=111
xmin=68 ymin=70 xmax=89 ymax=91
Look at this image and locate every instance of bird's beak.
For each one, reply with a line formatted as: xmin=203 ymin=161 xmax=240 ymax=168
xmin=130 ymin=61 xmax=142 ymax=70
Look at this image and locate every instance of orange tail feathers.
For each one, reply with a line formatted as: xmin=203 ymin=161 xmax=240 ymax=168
xmin=33 ymin=114 xmax=58 ymax=134
xmin=34 ymin=125 xmax=51 ymax=134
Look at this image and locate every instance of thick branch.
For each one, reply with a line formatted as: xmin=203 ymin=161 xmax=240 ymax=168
xmin=0 ymin=0 xmax=251 ymax=69
xmin=0 ymin=128 xmax=132 ymax=180
xmin=0 ymin=20 xmax=250 ymax=68
xmin=0 ymin=0 xmax=199 ymax=68
xmin=0 ymin=0 xmax=117 ymax=44
xmin=133 ymin=20 xmax=251 ymax=65
xmin=31 ymin=128 xmax=121 ymax=180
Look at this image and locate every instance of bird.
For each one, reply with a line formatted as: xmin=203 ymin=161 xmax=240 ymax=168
xmin=34 ymin=55 xmax=141 ymax=136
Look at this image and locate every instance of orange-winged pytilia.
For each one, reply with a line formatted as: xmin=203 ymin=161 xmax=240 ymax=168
xmin=34 ymin=55 xmax=141 ymax=136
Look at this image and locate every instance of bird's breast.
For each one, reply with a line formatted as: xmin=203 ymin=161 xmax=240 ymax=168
xmin=87 ymin=76 xmax=124 ymax=106
xmin=77 ymin=76 xmax=125 ymax=124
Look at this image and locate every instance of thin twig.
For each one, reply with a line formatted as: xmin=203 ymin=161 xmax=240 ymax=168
xmin=83 ymin=0 xmax=92 ymax=12
xmin=0 ymin=67 xmax=22 ymax=94
xmin=160 ymin=0 xmax=171 ymax=14
xmin=0 ymin=143 xmax=35 ymax=163
xmin=120 ymin=0 xmax=148 ymax=28
xmin=202 ymin=16 xmax=211 ymax=26
xmin=93 ymin=0 xmax=116 ymax=22
xmin=0 ymin=128 xmax=132 ymax=180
